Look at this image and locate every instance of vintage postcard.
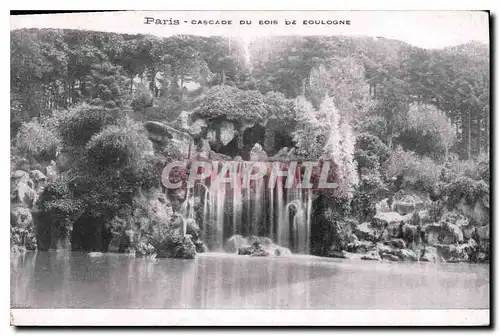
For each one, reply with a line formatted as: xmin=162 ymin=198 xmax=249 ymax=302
xmin=9 ymin=10 xmax=490 ymax=326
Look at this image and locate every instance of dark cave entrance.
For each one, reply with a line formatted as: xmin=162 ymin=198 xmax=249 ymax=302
xmin=71 ymin=214 xmax=113 ymax=252
xmin=242 ymin=124 xmax=266 ymax=160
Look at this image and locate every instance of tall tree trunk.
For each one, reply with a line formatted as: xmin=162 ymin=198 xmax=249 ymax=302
xmin=221 ymin=68 xmax=226 ymax=85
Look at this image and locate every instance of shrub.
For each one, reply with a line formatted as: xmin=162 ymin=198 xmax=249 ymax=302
xmin=443 ymin=176 xmax=489 ymax=207
xmin=58 ymin=104 xmax=121 ymax=148
xmin=36 ymin=177 xmax=84 ymax=231
xmin=85 ymin=118 xmax=154 ymax=172
xmin=123 ymin=190 xmax=174 ymax=249
xmin=355 ymin=133 xmax=391 ymax=170
xmin=397 ymin=103 xmax=456 ymax=160
xmin=440 ymin=153 xmax=490 ymax=186
xmin=386 ymin=146 xmax=440 ymax=193
xmin=15 ymin=119 xmax=60 ymax=161
xmin=351 ymin=172 xmax=388 ymax=222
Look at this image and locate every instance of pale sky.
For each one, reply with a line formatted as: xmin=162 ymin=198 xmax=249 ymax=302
xmin=10 ymin=11 xmax=490 ymax=49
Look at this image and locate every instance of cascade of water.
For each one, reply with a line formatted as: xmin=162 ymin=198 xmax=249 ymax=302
xmin=193 ymin=160 xmax=312 ymax=254
xmin=232 ymin=162 xmax=242 ymax=236
xmin=180 ymin=187 xmax=196 ymax=221
xmin=181 ymin=216 xmax=187 ymax=236
xmin=269 ymin=182 xmax=274 ymax=240
xmin=252 ymin=176 xmax=264 ymax=236
xmin=244 ymin=162 xmax=252 ymax=236
xmin=305 ymin=189 xmax=312 ymax=254
xmin=200 ymin=184 xmax=209 ymax=241
xmin=276 ymin=176 xmax=286 ymax=247
xmin=215 ymin=183 xmax=226 ymax=250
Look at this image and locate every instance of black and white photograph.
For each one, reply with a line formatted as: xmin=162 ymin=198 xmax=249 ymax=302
xmin=9 ymin=10 xmax=490 ymax=326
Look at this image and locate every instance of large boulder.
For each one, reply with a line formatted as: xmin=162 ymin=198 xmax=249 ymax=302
xmin=327 ymin=249 xmax=349 ymax=259
xmin=424 ymin=223 xmax=442 ymax=246
xmin=361 ymin=250 xmax=380 ymax=261
xmin=440 ymin=210 xmax=469 ymax=228
xmin=380 ymin=253 xmax=400 ymax=262
xmin=393 ymin=194 xmax=424 ymax=215
xmin=346 ymin=239 xmax=375 ymax=253
xmin=219 ymin=121 xmax=236 ymax=146
xmin=420 ymin=246 xmax=440 ymax=262
xmin=156 ymin=234 xmax=197 ymax=259
xmin=387 ymin=238 xmax=406 ymax=249
xmin=238 ymin=241 xmax=269 ymax=257
xmin=400 ymin=223 xmax=423 ymax=244
xmin=11 ymin=206 xmax=33 ymax=230
xmin=373 ymin=212 xmax=411 ymax=227
xmin=189 ymin=119 xmax=207 ymax=138
xmin=354 ymin=222 xmax=386 ymax=242
xmin=457 ymin=197 xmax=489 ymax=226
xmin=461 ymin=223 xmax=476 ymax=240
xmin=476 ymin=225 xmax=489 ymax=241
xmin=436 ymin=244 xmax=469 ymax=263
xmin=375 ymin=198 xmax=392 ymax=213
xmin=29 ymin=169 xmax=48 ymax=192
xmin=394 ymin=196 xmax=416 ymax=215
xmin=440 ymin=223 xmax=464 ymax=245
xmin=394 ymin=248 xmax=418 ymax=261
xmin=11 ymin=170 xmax=37 ymax=207
xmin=249 ymin=143 xmax=268 ymax=161
xmin=135 ymin=242 xmax=156 ymax=258
xmin=229 ymin=235 xmax=291 ymax=257
xmin=11 ymin=206 xmax=37 ymax=251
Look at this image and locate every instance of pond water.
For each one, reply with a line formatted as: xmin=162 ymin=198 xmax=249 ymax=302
xmin=11 ymin=251 xmax=489 ymax=309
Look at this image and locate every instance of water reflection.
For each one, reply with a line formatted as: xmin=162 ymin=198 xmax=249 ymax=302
xmin=11 ymin=252 xmax=489 ymax=309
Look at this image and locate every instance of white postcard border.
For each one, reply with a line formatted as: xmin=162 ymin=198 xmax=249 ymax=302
xmin=11 ymin=309 xmax=490 ymax=326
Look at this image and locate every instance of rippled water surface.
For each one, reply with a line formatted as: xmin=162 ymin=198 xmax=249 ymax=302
xmin=11 ymin=251 xmax=489 ymax=309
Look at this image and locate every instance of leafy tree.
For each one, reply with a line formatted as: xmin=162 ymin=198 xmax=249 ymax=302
xmin=398 ymin=103 xmax=456 ymax=160
xmin=161 ymin=35 xmax=212 ymax=102
xmin=83 ymin=62 xmax=130 ymax=108
xmin=85 ymin=118 xmax=154 ymax=173
xmin=292 ymin=96 xmax=323 ymax=160
xmin=57 ymin=104 xmax=121 ymax=149
xmin=386 ymin=146 xmax=441 ymax=193
xmin=371 ymin=77 xmax=410 ymax=148
xmin=308 ymin=56 xmax=367 ymax=111
xmin=294 ymin=96 xmax=358 ymax=198
xmin=14 ymin=119 xmax=61 ymax=161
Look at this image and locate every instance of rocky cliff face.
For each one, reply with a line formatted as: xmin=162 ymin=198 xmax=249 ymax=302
xmin=11 ymin=161 xmax=58 ymax=253
xmin=328 ymin=192 xmax=490 ymax=263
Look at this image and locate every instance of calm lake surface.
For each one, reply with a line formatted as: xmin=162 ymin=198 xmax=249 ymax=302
xmin=11 ymin=251 xmax=489 ymax=309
